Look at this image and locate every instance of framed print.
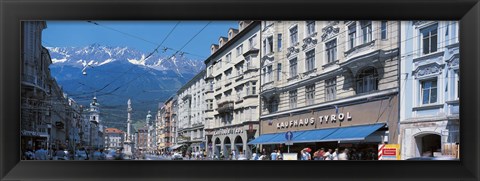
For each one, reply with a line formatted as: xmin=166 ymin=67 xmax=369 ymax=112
xmin=1 ymin=0 xmax=479 ymax=181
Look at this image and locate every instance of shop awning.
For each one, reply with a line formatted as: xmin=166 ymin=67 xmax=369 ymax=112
xmin=321 ymin=123 xmax=385 ymax=142
xmin=247 ymin=133 xmax=281 ymax=145
xmin=247 ymin=123 xmax=385 ymax=145
xmin=293 ymin=127 xmax=338 ymax=143
xmin=170 ymin=144 xmax=184 ymax=150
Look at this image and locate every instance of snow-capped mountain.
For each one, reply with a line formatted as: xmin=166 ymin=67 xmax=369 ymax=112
xmin=46 ymin=44 xmax=205 ymax=127
xmin=47 ymin=43 xmax=204 ymax=75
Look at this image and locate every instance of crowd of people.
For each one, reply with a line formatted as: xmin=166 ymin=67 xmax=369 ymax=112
xmin=22 ymin=145 xmax=125 ymax=160
xmin=243 ymin=147 xmax=378 ymax=160
xmin=23 ymin=145 xmax=378 ymax=161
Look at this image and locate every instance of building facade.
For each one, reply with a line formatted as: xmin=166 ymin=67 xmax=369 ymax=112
xmin=156 ymin=103 xmax=166 ymax=151
xmin=177 ymin=70 xmax=207 ymax=152
xmin=204 ymin=21 xmax=261 ymax=158
xmin=399 ymin=21 xmax=460 ymax=159
xmin=21 ymin=21 xmax=51 ymax=151
xmin=252 ymin=21 xmax=401 ymax=159
xmin=105 ymin=128 xmax=125 ymax=150
xmin=157 ymin=96 xmax=178 ymax=152
xmin=136 ymin=127 xmax=148 ymax=151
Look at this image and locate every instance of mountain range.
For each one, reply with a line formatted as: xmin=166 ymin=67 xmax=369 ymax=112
xmin=47 ymin=44 xmax=205 ymax=129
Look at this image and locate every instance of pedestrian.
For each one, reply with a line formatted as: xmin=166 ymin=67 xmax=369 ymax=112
xmin=251 ymin=152 xmax=258 ymax=160
xmin=323 ymin=148 xmax=332 ymax=160
xmin=92 ymin=148 xmax=103 ymax=160
xmin=277 ymin=150 xmax=283 ymax=160
xmin=25 ymin=148 xmax=35 ymax=160
xmin=338 ymin=149 xmax=349 ymax=160
xmin=54 ymin=146 xmax=68 ymax=160
xmin=304 ymin=148 xmax=312 ymax=160
xmin=300 ymin=149 xmax=307 ymax=160
xmin=220 ymin=151 xmax=225 ymax=160
xmin=270 ymin=150 xmax=277 ymax=160
xmin=318 ymin=148 xmax=325 ymax=160
xmin=34 ymin=146 xmax=48 ymax=160
xmin=332 ymin=148 xmax=339 ymax=160
xmin=114 ymin=149 xmax=124 ymax=160
xmin=231 ymin=149 xmax=236 ymax=160
xmin=76 ymin=147 xmax=89 ymax=160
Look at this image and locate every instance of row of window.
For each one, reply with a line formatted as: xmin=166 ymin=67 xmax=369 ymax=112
xmin=281 ymin=21 xmax=387 ymax=50
xmin=287 ymin=77 xmax=337 ymax=109
xmin=213 ymin=81 xmax=257 ymax=102
xmin=215 ymin=107 xmax=257 ymax=125
xmin=276 ymin=69 xmax=459 ymax=112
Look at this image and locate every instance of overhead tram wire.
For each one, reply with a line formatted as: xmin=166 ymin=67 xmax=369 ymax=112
xmin=144 ymin=21 xmax=181 ymax=60
xmin=69 ymin=21 xmax=205 ymax=98
xmin=86 ymin=20 xmax=206 ymax=59
xmin=69 ymin=21 xmax=182 ymax=97
xmin=86 ymin=21 xmax=214 ymax=98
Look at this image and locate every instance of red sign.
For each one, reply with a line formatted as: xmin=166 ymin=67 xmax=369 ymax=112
xmin=383 ymin=148 xmax=397 ymax=156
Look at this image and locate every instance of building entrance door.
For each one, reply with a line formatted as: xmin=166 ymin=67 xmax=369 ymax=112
xmin=415 ymin=133 xmax=441 ymax=157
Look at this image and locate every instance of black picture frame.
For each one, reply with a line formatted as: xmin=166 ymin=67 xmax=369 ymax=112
xmin=1 ymin=0 xmax=479 ymax=180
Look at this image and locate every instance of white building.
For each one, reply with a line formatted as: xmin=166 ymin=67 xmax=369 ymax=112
xmin=399 ymin=21 xmax=460 ymax=159
xmin=204 ymin=21 xmax=261 ymax=158
xmin=176 ymin=70 xmax=207 ymax=152
xmin=105 ymin=128 xmax=124 ymax=149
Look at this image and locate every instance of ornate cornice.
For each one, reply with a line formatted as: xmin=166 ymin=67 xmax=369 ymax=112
xmin=321 ymin=21 xmax=340 ymax=42
xmin=286 ymin=46 xmax=300 ymax=58
xmin=413 ymin=63 xmax=443 ymax=78
xmin=302 ymin=34 xmax=318 ymax=51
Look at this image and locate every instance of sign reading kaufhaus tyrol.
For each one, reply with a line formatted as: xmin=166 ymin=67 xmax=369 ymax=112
xmin=261 ymin=95 xmax=399 ymax=134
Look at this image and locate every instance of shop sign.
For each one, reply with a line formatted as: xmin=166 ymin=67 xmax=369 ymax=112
xmin=21 ymin=130 xmax=40 ymax=137
xmin=378 ymin=144 xmax=400 ymax=160
xmin=213 ymin=128 xmax=244 ymax=136
xmin=276 ymin=112 xmax=352 ymax=129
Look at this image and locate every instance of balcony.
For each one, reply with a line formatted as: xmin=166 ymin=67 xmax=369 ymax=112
xmin=206 ymin=85 xmax=214 ymax=93
xmin=344 ymin=39 xmax=376 ymax=58
xmin=244 ymin=64 xmax=258 ymax=74
xmin=235 ymin=94 xmax=244 ymax=103
xmin=302 ymin=68 xmax=318 ymax=78
xmin=261 ymin=81 xmax=274 ymax=92
xmin=217 ymin=100 xmax=234 ymax=114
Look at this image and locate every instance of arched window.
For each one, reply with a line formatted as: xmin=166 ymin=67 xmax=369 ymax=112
xmin=356 ymin=67 xmax=378 ymax=94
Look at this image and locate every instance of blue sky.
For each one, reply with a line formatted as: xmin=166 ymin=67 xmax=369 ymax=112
xmin=42 ymin=21 xmax=238 ymax=60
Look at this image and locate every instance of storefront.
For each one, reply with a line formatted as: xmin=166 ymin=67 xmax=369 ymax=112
xmin=250 ymin=95 xmax=398 ymax=160
xmin=21 ymin=130 xmax=49 ymax=150
xmin=209 ymin=123 xmax=259 ymax=159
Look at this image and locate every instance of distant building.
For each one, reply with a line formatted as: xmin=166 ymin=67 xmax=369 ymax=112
xmin=156 ymin=103 xmax=166 ymax=151
xmin=136 ymin=127 xmax=148 ymax=151
xmin=105 ymin=128 xmax=125 ymax=149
